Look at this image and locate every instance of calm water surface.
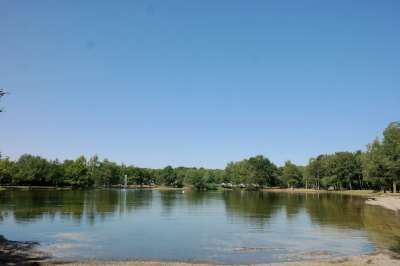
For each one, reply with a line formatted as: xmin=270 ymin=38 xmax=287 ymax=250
xmin=1 ymin=189 xmax=400 ymax=264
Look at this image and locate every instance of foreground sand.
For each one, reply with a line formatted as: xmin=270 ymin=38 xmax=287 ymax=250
xmin=366 ymin=196 xmax=400 ymax=211
xmin=41 ymin=252 xmax=400 ymax=266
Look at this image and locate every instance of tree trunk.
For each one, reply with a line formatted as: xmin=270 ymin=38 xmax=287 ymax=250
xmin=393 ymin=181 xmax=397 ymax=193
xmin=349 ymin=182 xmax=352 ymax=190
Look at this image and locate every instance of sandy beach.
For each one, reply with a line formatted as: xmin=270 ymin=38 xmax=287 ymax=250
xmin=365 ymin=196 xmax=400 ymax=211
xmin=42 ymin=252 xmax=400 ymax=266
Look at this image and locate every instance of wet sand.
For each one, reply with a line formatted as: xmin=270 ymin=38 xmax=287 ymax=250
xmin=366 ymin=196 xmax=400 ymax=211
xmin=41 ymin=252 xmax=400 ymax=266
xmin=0 ymin=235 xmax=48 ymax=266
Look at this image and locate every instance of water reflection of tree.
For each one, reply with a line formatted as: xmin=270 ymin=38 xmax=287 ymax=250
xmin=0 ymin=189 xmax=152 ymax=225
xmin=361 ymin=204 xmax=400 ymax=251
xmin=222 ymin=191 xmax=290 ymax=227
xmin=222 ymin=192 xmax=368 ymax=229
xmin=159 ymin=191 xmax=179 ymax=215
xmin=1 ymin=190 xmax=400 ymax=252
xmin=0 ymin=190 xmax=85 ymax=223
xmin=303 ymin=194 xmax=365 ymax=229
xmin=221 ymin=191 xmax=400 ymax=252
xmin=124 ymin=189 xmax=152 ymax=212
xmin=183 ymin=190 xmax=222 ymax=206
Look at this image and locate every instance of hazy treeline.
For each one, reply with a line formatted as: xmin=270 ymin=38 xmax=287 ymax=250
xmin=0 ymin=122 xmax=399 ymax=192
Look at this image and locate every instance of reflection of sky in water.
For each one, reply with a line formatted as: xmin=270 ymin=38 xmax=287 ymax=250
xmin=0 ymin=190 xmax=396 ymax=264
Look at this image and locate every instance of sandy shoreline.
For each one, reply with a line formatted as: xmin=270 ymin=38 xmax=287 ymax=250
xmin=365 ymin=196 xmax=400 ymax=211
xmin=41 ymin=251 xmax=400 ymax=266
xmin=0 ymin=233 xmax=398 ymax=266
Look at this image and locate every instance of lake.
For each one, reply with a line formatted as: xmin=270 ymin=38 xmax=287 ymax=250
xmin=1 ymin=189 xmax=399 ymax=264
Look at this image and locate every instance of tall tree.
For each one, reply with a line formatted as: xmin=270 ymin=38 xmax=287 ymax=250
xmin=362 ymin=139 xmax=388 ymax=191
xmin=247 ymin=155 xmax=278 ymax=187
xmin=0 ymin=156 xmax=14 ymax=185
xmin=306 ymin=155 xmax=326 ymax=190
xmin=63 ymin=156 xmax=92 ymax=187
xmin=330 ymin=152 xmax=362 ymax=190
xmin=225 ymin=155 xmax=278 ymax=188
xmin=281 ymin=161 xmax=303 ymax=188
xmin=13 ymin=154 xmax=51 ymax=185
xmin=381 ymin=122 xmax=400 ymax=193
xmin=160 ymin=166 xmax=179 ymax=187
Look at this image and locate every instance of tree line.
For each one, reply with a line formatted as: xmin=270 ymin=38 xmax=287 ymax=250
xmin=0 ymin=122 xmax=399 ymax=192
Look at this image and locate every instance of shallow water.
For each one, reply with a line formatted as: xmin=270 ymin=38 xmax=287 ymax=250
xmin=1 ymin=189 xmax=399 ymax=264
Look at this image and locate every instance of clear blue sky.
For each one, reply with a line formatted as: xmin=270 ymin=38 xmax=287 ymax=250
xmin=1 ymin=1 xmax=399 ymax=169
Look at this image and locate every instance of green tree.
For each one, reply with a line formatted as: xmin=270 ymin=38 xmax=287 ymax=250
xmin=63 ymin=156 xmax=92 ymax=187
xmin=330 ymin=152 xmax=362 ymax=190
xmin=13 ymin=154 xmax=51 ymax=185
xmin=362 ymin=139 xmax=388 ymax=191
xmin=281 ymin=161 xmax=303 ymax=188
xmin=381 ymin=122 xmax=400 ymax=193
xmin=47 ymin=159 xmax=64 ymax=186
xmin=363 ymin=122 xmax=400 ymax=192
xmin=97 ymin=159 xmax=121 ymax=187
xmin=247 ymin=155 xmax=278 ymax=187
xmin=184 ymin=168 xmax=217 ymax=190
xmin=225 ymin=155 xmax=278 ymax=188
xmin=305 ymin=155 xmax=326 ymax=190
xmin=160 ymin=166 xmax=180 ymax=187
xmin=185 ymin=168 xmax=206 ymax=190
xmin=225 ymin=161 xmax=248 ymax=185
xmin=0 ymin=156 xmax=14 ymax=185
xmin=88 ymin=155 xmax=101 ymax=186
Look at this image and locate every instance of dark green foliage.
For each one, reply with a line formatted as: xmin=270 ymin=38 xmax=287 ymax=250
xmin=160 ymin=166 xmax=181 ymax=187
xmin=225 ymin=155 xmax=279 ymax=188
xmin=363 ymin=122 xmax=400 ymax=192
xmin=184 ymin=168 xmax=219 ymax=190
xmin=303 ymin=152 xmax=363 ymax=190
xmin=13 ymin=155 xmax=52 ymax=186
xmin=280 ymin=161 xmax=303 ymax=188
xmin=0 ymin=122 xmax=399 ymax=192
xmin=124 ymin=166 xmax=154 ymax=186
xmin=0 ymin=156 xmax=14 ymax=185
